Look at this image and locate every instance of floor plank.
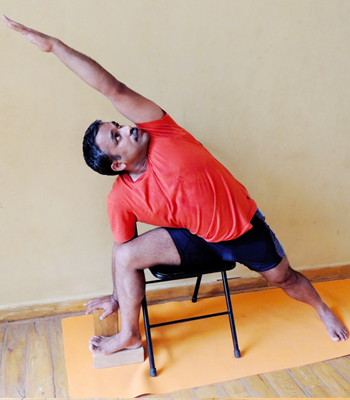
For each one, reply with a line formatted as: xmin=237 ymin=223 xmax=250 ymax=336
xmin=0 ymin=325 xmax=7 ymax=397
xmin=264 ymin=369 xmax=308 ymax=398
xmin=0 ymin=323 xmax=27 ymax=398
xmin=49 ymin=317 xmax=69 ymax=398
xmin=309 ymin=360 xmax=350 ymax=397
xmin=166 ymin=388 xmax=196 ymax=398
xmin=0 ymin=325 xmax=6 ymax=370
xmin=329 ymin=356 xmax=350 ymax=382
xmin=288 ymin=364 xmax=334 ymax=398
xmin=219 ymin=378 xmax=253 ymax=398
xmin=241 ymin=374 xmax=280 ymax=398
xmin=192 ymin=382 xmax=226 ymax=398
xmin=26 ymin=320 xmax=55 ymax=398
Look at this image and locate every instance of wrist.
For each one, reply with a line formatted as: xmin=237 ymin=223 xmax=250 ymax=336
xmin=112 ymin=293 xmax=118 ymax=303
xmin=51 ymin=38 xmax=65 ymax=55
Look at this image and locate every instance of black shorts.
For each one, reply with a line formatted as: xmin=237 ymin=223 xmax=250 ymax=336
xmin=165 ymin=210 xmax=285 ymax=273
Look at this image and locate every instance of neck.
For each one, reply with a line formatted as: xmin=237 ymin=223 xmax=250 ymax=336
xmin=128 ymin=156 xmax=148 ymax=182
xmin=129 ymin=170 xmax=145 ymax=181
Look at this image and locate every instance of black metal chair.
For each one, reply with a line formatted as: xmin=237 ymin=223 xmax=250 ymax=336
xmin=141 ymin=262 xmax=241 ymax=377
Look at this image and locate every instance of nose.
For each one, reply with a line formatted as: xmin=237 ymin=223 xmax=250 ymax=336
xmin=119 ymin=125 xmax=132 ymax=135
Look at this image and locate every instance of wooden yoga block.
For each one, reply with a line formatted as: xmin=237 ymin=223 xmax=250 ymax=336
xmin=93 ymin=309 xmax=120 ymax=337
xmin=92 ymin=309 xmax=144 ymax=369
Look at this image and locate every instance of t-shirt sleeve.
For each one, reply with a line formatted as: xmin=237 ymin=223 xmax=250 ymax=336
xmin=136 ymin=113 xmax=197 ymax=141
xmin=107 ymin=199 xmax=137 ymax=243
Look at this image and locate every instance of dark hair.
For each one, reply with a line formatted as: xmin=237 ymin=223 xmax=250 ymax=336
xmin=82 ymin=119 xmax=120 ymax=176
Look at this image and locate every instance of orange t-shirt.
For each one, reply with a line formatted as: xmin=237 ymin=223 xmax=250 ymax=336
xmin=107 ymin=114 xmax=257 ymax=243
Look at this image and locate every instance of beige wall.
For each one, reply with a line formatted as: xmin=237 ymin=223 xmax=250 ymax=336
xmin=1 ymin=0 xmax=349 ymax=308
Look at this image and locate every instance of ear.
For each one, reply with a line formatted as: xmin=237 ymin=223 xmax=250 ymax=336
xmin=111 ymin=160 xmax=127 ymax=172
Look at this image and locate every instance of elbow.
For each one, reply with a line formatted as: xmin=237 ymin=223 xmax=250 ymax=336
xmin=105 ymin=80 xmax=126 ymax=99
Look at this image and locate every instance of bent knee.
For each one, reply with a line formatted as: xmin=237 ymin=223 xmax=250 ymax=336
xmin=270 ymin=268 xmax=298 ymax=287
xmin=261 ymin=257 xmax=298 ymax=286
xmin=114 ymin=242 xmax=138 ymax=269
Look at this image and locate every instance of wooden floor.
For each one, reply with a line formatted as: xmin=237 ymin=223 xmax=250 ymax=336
xmin=1 ymin=313 xmax=350 ymax=398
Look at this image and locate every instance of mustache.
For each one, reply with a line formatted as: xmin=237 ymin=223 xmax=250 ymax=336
xmin=131 ymin=127 xmax=138 ymax=140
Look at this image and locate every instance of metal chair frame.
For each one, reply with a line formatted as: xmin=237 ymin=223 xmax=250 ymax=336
xmin=141 ymin=264 xmax=241 ymax=377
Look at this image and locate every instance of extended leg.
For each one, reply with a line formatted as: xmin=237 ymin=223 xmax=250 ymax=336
xmin=89 ymin=228 xmax=181 ymax=355
xmin=260 ymin=256 xmax=348 ymax=342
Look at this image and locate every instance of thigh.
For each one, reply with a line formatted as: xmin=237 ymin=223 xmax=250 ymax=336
xmin=211 ymin=212 xmax=285 ymax=272
xmin=259 ymin=255 xmax=292 ymax=285
xmin=165 ymin=227 xmax=224 ymax=269
xmin=118 ymin=228 xmax=181 ymax=270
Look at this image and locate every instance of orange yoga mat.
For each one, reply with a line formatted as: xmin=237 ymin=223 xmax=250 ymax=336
xmin=62 ymin=279 xmax=350 ymax=398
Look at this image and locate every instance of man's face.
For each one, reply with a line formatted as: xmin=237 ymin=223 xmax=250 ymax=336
xmin=95 ymin=121 xmax=149 ymax=173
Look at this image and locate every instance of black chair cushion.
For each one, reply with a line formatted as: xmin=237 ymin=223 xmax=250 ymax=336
xmin=149 ymin=261 xmax=235 ymax=281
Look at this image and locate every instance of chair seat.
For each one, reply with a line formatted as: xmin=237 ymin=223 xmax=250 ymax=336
xmin=149 ymin=261 xmax=235 ymax=280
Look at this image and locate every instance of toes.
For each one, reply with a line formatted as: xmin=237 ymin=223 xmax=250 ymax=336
xmin=341 ymin=329 xmax=349 ymax=341
xmin=330 ymin=328 xmax=349 ymax=342
xmin=331 ymin=334 xmax=340 ymax=342
xmin=89 ymin=336 xmax=106 ymax=353
xmin=89 ymin=342 xmax=97 ymax=352
xmin=89 ymin=335 xmax=104 ymax=345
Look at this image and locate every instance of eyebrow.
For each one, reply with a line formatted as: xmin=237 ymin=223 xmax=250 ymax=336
xmin=110 ymin=121 xmax=118 ymax=142
xmin=110 ymin=124 xmax=118 ymax=143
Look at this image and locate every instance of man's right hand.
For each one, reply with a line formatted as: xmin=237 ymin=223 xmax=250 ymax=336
xmin=2 ymin=15 xmax=57 ymax=52
xmin=84 ymin=294 xmax=119 ymax=320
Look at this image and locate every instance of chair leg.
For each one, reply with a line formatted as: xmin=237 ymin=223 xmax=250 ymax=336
xmin=141 ymin=296 xmax=157 ymax=377
xmin=192 ymin=275 xmax=202 ymax=303
xmin=221 ymin=271 xmax=241 ymax=358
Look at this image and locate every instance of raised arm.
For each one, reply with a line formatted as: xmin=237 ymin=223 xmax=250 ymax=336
xmin=2 ymin=15 xmax=164 ymax=124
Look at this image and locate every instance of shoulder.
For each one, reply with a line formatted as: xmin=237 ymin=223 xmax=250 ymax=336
xmin=136 ymin=112 xmax=177 ymax=131
xmin=136 ymin=113 xmax=198 ymax=144
xmin=107 ymin=175 xmax=129 ymax=201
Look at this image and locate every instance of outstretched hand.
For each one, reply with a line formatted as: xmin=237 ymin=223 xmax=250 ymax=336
xmin=84 ymin=295 xmax=119 ymax=320
xmin=2 ymin=15 xmax=56 ymax=52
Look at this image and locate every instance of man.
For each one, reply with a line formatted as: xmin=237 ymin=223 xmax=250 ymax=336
xmin=3 ymin=15 xmax=348 ymax=356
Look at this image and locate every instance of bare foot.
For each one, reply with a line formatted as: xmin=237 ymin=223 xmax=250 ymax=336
xmin=318 ymin=304 xmax=348 ymax=342
xmin=89 ymin=332 xmax=142 ymax=355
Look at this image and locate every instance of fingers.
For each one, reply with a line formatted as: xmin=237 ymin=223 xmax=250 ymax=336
xmin=2 ymin=15 xmax=17 ymax=30
xmin=99 ymin=309 xmax=112 ymax=320
xmin=84 ymin=297 xmax=102 ymax=307
xmin=2 ymin=15 xmax=12 ymax=25
xmin=2 ymin=15 xmax=43 ymax=47
xmin=84 ymin=300 xmax=103 ymax=315
xmin=84 ymin=296 xmax=117 ymax=316
xmin=2 ymin=15 xmax=30 ymax=34
xmin=84 ymin=298 xmax=101 ymax=315
xmin=2 ymin=14 xmax=54 ymax=52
